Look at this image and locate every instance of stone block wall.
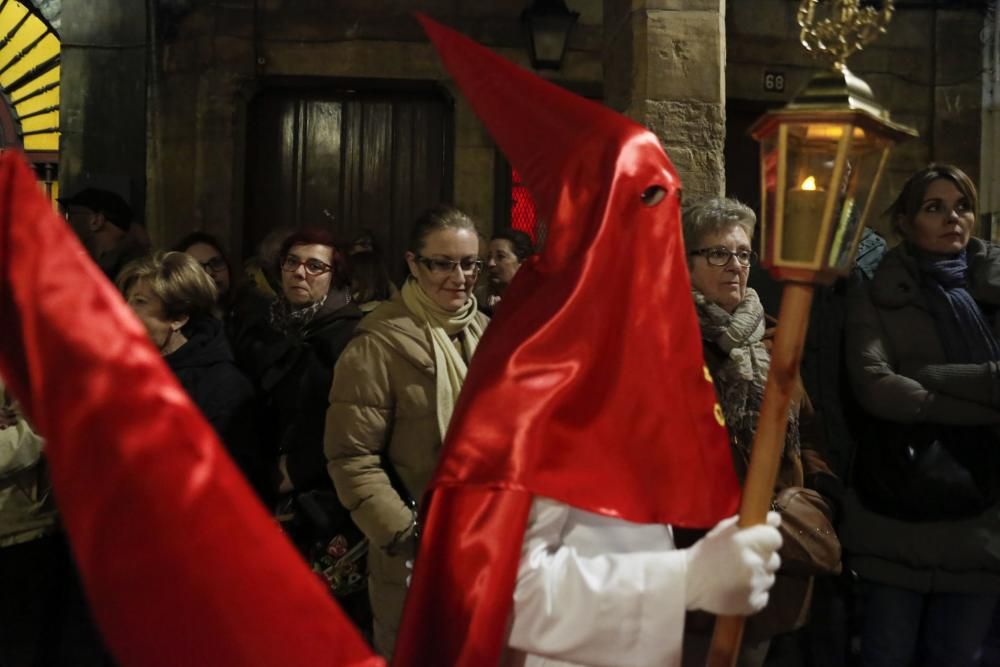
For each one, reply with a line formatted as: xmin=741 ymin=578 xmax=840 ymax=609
xmin=605 ymin=1 xmax=726 ymax=203
xmin=61 ymin=1 xmax=989 ymax=253
xmin=727 ymin=0 xmax=986 ymax=239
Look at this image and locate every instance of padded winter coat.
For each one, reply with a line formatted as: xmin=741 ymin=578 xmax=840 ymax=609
xmin=324 ymin=293 xmax=488 ymax=658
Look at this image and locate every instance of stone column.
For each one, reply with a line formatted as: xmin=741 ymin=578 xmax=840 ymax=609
xmin=604 ymin=0 xmax=726 ymax=202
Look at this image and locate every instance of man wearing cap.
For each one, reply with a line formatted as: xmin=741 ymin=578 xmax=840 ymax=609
xmin=60 ymin=188 xmax=146 ymax=280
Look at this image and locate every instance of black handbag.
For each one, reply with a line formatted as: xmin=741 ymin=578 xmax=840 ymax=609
xmin=852 ymin=420 xmax=1000 ymax=521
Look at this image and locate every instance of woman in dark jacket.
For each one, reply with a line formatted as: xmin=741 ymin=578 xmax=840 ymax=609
xmin=844 ymin=164 xmax=1000 ymax=666
xmin=236 ymin=228 xmax=364 ymax=501
xmin=233 ymin=227 xmax=368 ymax=630
xmin=118 ymin=252 xmax=262 ymax=493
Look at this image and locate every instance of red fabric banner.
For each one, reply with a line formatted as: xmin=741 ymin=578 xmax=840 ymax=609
xmin=0 ymin=151 xmax=382 ymax=667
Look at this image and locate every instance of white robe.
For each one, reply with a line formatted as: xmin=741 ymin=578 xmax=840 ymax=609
xmin=503 ymin=497 xmax=688 ymax=667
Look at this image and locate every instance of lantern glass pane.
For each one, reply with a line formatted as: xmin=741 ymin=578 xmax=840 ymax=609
xmin=780 ymin=122 xmax=845 ymax=263
xmin=827 ymin=126 xmax=892 ymax=269
xmin=759 ymin=131 xmax=780 ymax=263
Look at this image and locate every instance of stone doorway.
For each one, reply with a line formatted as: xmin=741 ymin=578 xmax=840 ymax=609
xmin=244 ymin=83 xmax=454 ymax=283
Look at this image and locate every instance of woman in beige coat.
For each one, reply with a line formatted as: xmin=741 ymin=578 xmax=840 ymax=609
xmin=325 ymin=205 xmax=489 ymax=658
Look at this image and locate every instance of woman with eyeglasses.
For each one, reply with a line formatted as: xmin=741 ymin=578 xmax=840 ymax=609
xmin=231 ymin=226 xmax=374 ymax=630
xmin=174 ymin=232 xmax=233 ymax=305
xmin=843 ymin=164 xmax=1000 ymax=666
xmin=325 ymin=205 xmax=489 ymax=658
xmin=235 ymin=228 xmax=363 ymax=508
xmin=678 ymin=197 xmax=838 ymax=665
xmin=174 ymin=231 xmax=274 ymax=353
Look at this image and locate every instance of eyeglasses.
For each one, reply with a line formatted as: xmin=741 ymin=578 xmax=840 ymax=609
xmin=415 ymin=255 xmax=484 ymax=275
xmin=689 ymin=246 xmax=757 ymax=267
xmin=281 ymin=255 xmax=332 ymax=276
xmin=199 ymin=257 xmax=227 ymax=274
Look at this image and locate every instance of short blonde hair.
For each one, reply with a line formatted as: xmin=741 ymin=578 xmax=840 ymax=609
xmin=117 ymin=251 xmax=218 ymax=321
xmin=681 ymin=197 xmax=757 ymax=257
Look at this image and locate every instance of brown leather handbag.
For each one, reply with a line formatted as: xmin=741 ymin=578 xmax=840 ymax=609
xmin=772 ymin=486 xmax=842 ymax=577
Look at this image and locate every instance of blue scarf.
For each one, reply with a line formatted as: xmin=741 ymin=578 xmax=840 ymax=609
xmin=915 ymin=247 xmax=1000 ymax=364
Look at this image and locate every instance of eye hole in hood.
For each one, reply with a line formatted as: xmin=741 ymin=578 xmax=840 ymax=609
xmin=640 ymin=185 xmax=667 ymax=207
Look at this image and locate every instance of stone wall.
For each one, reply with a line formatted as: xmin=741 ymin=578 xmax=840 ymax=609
xmin=61 ymin=1 xmax=989 ymax=252
xmin=604 ymin=1 xmax=726 ymax=203
xmin=727 ymin=0 xmax=986 ymax=238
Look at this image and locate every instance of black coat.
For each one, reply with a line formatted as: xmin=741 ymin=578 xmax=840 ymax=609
xmin=843 ymin=237 xmax=1000 ymax=591
xmin=237 ymin=298 xmax=364 ymax=496
xmin=165 ymin=316 xmax=264 ymax=495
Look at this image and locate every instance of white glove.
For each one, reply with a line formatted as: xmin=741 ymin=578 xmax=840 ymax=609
xmin=683 ymin=512 xmax=782 ymax=616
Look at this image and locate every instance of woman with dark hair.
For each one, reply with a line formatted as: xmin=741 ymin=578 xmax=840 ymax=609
xmin=349 ymin=228 xmax=379 ymax=256
xmin=117 ymin=252 xmax=261 ymax=492
xmin=480 ymin=228 xmax=534 ymax=315
xmin=845 ymin=163 xmax=1000 ymax=666
xmin=233 ymin=228 xmax=370 ymax=630
xmin=325 ymin=205 xmax=489 ymax=658
xmin=349 ymin=251 xmax=397 ymax=314
xmin=175 ymin=231 xmax=272 ymax=350
xmin=173 ymin=232 xmax=234 ymax=307
xmin=237 ymin=226 xmax=363 ymax=505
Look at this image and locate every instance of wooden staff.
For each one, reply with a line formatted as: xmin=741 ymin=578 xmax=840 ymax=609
xmin=706 ymin=282 xmax=815 ymax=667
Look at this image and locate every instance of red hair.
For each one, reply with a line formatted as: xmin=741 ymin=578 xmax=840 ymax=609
xmin=278 ymin=227 xmax=349 ymax=289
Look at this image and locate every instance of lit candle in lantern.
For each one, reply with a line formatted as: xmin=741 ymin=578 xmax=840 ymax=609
xmin=782 ymin=175 xmax=826 ymax=263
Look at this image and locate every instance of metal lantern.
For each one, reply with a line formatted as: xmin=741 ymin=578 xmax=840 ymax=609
xmin=750 ymin=66 xmax=916 ymax=284
xmin=708 ymin=2 xmax=918 ymax=665
xmin=521 ymin=0 xmax=579 ymax=70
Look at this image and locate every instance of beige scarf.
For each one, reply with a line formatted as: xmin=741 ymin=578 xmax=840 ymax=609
xmin=401 ymin=278 xmax=485 ymax=440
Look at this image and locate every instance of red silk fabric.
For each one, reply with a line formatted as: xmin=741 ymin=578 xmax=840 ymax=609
xmin=394 ymin=16 xmax=740 ymax=667
xmin=398 ymin=487 xmax=534 ymax=665
xmin=0 ymin=152 xmax=382 ymax=667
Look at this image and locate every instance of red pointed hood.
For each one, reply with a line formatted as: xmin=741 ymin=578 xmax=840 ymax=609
xmin=419 ymin=13 xmax=738 ymax=526
xmin=395 ymin=17 xmax=739 ymax=667
xmin=0 ymin=151 xmax=381 ymax=667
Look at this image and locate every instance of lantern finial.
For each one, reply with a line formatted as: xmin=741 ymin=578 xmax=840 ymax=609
xmin=797 ymin=0 xmax=895 ymax=71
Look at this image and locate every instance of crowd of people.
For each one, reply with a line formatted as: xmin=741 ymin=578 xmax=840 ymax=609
xmin=2 ymin=161 xmax=1000 ymax=666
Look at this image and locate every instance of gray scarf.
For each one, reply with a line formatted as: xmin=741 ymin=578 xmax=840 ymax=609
xmin=268 ymin=293 xmax=328 ymax=338
xmin=692 ymin=287 xmax=799 ymax=461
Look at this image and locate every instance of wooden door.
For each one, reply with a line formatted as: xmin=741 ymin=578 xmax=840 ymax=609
xmin=245 ymin=86 xmax=454 ymax=282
